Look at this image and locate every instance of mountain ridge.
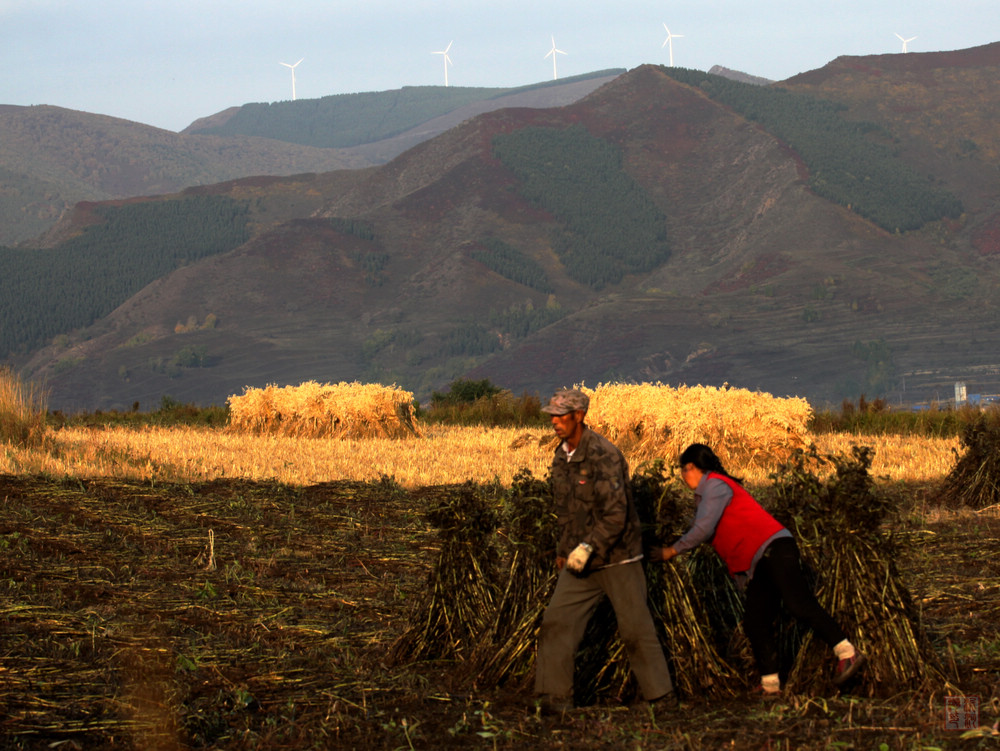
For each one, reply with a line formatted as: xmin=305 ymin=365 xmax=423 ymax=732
xmin=0 ymin=73 xmax=620 ymax=246
xmin=8 ymin=49 xmax=1000 ymax=410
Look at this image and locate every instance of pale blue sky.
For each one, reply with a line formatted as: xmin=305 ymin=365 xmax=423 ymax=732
xmin=1 ymin=0 xmax=996 ymax=132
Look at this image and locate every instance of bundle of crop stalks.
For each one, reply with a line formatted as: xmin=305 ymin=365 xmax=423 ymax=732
xmin=765 ymin=445 xmax=951 ymax=695
xmin=390 ymin=483 xmax=502 ymax=663
xmin=582 ymin=382 xmax=811 ymax=469
xmin=941 ymin=413 xmax=1000 ymax=509
xmin=0 ymin=367 xmax=48 ymax=448
xmin=460 ymin=469 xmax=559 ymax=688
xmin=227 ymin=380 xmax=419 ymax=439
xmin=397 ymin=461 xmax=745 ymax=705
xmin=573 ymin=461 xmax=742 ymax=704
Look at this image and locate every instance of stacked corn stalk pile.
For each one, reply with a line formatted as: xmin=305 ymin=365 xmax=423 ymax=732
xmin=766 ymin=445 xmax=950 ymax=695
xmin=390 ymin=483 xmax=501 ymax=663
xmin=227 ymin=381 xmax=420 ymax=438
xmin=574 ymin=460 xmax=742 ymax=704
xmin=460 ymin=469 xmax=559 ymax=688
xmin=0 ymin=366 xmax=48 ymax=448
xmin=583 ymin=382 xmax=811 ymax=470
xmin=941 ymin=414 xmax=1000 ymax=510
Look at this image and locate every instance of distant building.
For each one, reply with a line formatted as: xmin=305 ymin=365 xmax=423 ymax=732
xmin=955 ymin=381 xmax=967 ymax=405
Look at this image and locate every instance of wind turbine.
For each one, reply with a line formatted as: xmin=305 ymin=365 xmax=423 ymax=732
xmin=662 ymin=24 xmax=684 ymax=67
xmin=545 ymin=35 xmax=567 ymax=80
xmin=432 ymin=41 xmax=453 ymax=86
xmin=895 ymin=33 xmax=916 ymax=53
xmin=279 ymin=58 xmax=304 ymax=100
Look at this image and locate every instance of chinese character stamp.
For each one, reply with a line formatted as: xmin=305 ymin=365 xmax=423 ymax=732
xmin=944 ymin=695 xmax=979 ymax=731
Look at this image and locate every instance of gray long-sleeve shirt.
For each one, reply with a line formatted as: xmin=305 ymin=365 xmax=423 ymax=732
xmin=673 ymin=475 xmax=790 ymax=581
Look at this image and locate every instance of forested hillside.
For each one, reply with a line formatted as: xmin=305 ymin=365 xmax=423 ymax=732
xmin=492 ymin=124 xmax=671 ymax=288
xmin=471 ymin=238 xmax=553 ymax=293
xmin=0 ymin=196 xmax=250 ymax=357
xmin=661 ymin=67 xmax=964 ymax=232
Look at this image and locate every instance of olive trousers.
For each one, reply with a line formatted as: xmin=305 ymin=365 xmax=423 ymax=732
xmin=535 ymin=561 xmax=674 ymax=702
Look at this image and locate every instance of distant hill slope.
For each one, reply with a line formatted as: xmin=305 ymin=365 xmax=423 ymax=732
xmin=708 ymin=65 xmax=773 ymax=86
xmin=780 ymin=42 xmax=1000 ymax=214
xmin=183 ymin=71 xmax=624 ymax=148
xmin=13 ymin=47 xmax=1000 ymax=412
xmin=0 ymin=72 xmax=622 ymax=246
xmin=0 ymin=106 xmax=364 ymax=246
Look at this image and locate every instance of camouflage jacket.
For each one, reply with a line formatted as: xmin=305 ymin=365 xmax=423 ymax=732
xmin=549 ymin=426 xmax=642 ymax=569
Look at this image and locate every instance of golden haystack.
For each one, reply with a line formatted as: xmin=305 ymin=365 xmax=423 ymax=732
xmin=580 ymin=382 xmax=811 ymax=468
xmin=227 ymin=381 xmax=420 ymax=439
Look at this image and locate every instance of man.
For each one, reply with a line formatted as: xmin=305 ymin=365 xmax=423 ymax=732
xmin=535 ymin=388 xmax=677 ymax=714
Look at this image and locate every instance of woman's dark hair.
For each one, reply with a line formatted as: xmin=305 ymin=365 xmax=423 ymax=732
xmin=679 ymin=443 xmax=743 ymax=485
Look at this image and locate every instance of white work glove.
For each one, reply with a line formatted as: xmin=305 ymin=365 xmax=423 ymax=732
xmin=566 ymin=542 xmax=594 ymax=573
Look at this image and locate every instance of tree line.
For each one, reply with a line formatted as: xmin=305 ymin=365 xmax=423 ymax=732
xmin=492 ymin=124 xmax=671 ymax=289
xmin=661 ymin=67 xmax=963 ymax=232
xmin=0 ymin=196 xmax=251 ymax=358
xmin=470 ymin=237 xmax=553 ymax=292
xmin=442 ymin=302 xmax=564 ymax=358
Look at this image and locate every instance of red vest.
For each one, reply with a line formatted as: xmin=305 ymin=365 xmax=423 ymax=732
xmin=708 ymin=473 xmax=786 ymax=575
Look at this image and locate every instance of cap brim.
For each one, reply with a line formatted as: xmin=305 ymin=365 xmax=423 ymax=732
xmin=541 ymin=406 xmax=570 ymax=415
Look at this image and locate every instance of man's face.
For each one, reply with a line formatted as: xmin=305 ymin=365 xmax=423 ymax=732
xmin=550 ymin=410 xmax=585 ymax=441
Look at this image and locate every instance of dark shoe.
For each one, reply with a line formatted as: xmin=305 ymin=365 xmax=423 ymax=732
xmin=751 ymin=684 xmax=781 ymax=699
xmin=537 ymin=695 xmax=574 ymax=715
xmin=651 ymin=691 xmax=680 ymax=711
xmin=833 ymin=653 xmax=867 ymax=685
xmin=637 ymin=691 xmax=680 ymax=725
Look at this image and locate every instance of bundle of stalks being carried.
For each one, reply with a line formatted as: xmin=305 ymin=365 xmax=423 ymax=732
xmin=941 ymin=413 xmax=1000 ymax=510
xmin=227 ymin=380 xmax=419 ymax=439
xmin=396 ymin=462 xmax=745 ymax=706
xmin=766 ymin=445 xmax=951 ymax=695
xmin=583 ymin=382 xmax=811 ymax=470
xmin=574 ymin=461 xmax=742 ymax=705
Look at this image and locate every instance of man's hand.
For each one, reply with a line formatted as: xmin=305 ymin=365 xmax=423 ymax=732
xmin=555 ymin=557 xmax=566 ymax=570
xmin=566 ymin=542 xmax=593 ymax=573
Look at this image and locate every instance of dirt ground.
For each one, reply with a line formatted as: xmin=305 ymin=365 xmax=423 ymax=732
xmin=0 ymin=474 xmax=997 ymax=750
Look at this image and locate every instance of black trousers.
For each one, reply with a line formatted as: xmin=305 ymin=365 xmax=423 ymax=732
xmin=743 ymin=537 xmax=847 ymax=676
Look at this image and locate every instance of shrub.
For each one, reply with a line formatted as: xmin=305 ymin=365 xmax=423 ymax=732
xmin=810 ymin=398 xmax=990 ymax=438
xmin=227 ymin=381 xmax=420 ymax=439
xmin=0 ymin=368 xmax=48 ymax=448
xmin=424 ymin=379 xmax=544 ymax=427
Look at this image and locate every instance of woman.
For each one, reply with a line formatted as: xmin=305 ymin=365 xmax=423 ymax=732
xmin=657 ymin=443 xmax=866 ymax=696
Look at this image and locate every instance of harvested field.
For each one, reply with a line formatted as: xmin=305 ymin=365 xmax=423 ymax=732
xmin=0 ymin=473 xmax=998 ymax=750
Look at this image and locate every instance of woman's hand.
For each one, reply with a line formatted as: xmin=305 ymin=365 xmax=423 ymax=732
xmin=661 ymin=546 xmax=678 ymax=562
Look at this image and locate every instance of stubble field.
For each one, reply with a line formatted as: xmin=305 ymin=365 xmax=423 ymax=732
xmin=0 ymin=424 xmax=998 ymax=749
